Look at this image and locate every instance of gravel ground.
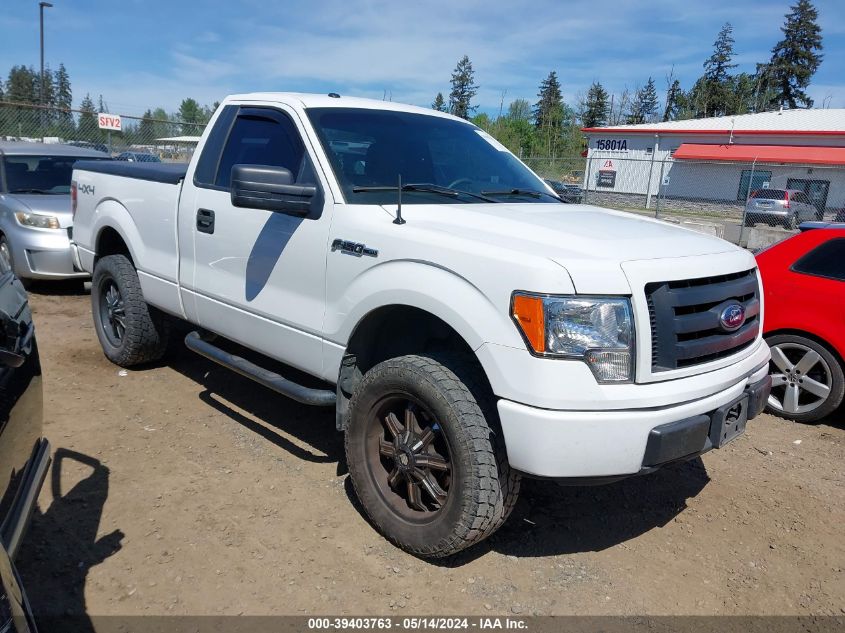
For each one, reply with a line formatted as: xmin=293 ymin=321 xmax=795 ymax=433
xmin=15 ymin=287 xmax=845 ymax=620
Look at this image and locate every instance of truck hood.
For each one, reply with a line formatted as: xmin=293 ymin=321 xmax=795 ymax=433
xmin=5 ymin=193 xmax=73 ymax=229
xmin=398 ymin=202 xmax=742 ymax=293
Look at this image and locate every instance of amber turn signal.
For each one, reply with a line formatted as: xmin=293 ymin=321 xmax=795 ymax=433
xmin=512 ymin=294 xmax=545 ymax=353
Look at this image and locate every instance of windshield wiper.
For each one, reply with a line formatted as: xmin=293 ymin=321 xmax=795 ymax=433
xmin=352 ymin=183 xmax=498 ymax=203
xmin=480 ymin=188 xmax=562 ymax=201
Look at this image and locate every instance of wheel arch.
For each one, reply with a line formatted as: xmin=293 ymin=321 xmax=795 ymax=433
xmin=335 ymin=304 xmax=498 ymax=431
xmin=90 ymin=199 xmax=141 ymax=267
xmin=765 ymin=328 xmax=845 ymax=368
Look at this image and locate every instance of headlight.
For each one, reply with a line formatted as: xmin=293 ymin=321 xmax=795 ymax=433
xmin=15 ymin=212 xmax=60 ymax=229
xmin=511 ymin=293 xmax=635 ymax=383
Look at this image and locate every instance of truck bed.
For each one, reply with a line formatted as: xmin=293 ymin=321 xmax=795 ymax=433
xmin=74 ymin=160 xmax=188 ymax=184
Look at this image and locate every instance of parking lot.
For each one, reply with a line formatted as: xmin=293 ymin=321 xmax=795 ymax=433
xmin=16 ymin=287 xmax=844 ymax=618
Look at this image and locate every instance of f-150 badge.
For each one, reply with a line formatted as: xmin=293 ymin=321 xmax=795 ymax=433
xmin=331 ymin=239 xmax=378 ymax=258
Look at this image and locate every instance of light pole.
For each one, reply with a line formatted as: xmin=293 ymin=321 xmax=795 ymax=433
xmin=39 ymin=1 xmax=53 ymax=135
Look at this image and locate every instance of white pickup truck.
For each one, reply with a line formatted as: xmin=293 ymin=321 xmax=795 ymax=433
xmin=71 ymin=93 xmax=772 ymax=557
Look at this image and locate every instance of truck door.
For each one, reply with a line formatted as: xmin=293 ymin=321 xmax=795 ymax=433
xmin=177 ymin=105 xmax=332 ymax=378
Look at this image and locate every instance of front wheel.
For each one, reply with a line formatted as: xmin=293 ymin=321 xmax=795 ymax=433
xmin=766 ymin=334 xmax=844 ymax=423
xmin=345 ymin=354 xmax=519 ymax=558
xmin=91 ymin=254 xmax=170 ymax=367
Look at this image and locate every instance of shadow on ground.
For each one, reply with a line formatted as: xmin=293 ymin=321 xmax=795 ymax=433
xmin=16 ymin=448 xmax=123 ymax=632
xmin=167 ymin=345 xmax=342 ymax=470
xmin=167 ymin=345 xmax=709 ymax=564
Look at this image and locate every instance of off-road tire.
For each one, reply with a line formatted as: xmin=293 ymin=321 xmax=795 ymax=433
xmin=345 ymin=353 xmax=520 ymax=558
xmin=91 ymin=254 xmax=169 ymax=367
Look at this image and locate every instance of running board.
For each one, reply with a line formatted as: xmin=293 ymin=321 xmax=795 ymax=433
xmin=184 ymin=331 xmax=336 ymax=407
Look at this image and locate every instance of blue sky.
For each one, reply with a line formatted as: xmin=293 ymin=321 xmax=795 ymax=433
xmin=1 ymin=0 xmax=843 ymax=117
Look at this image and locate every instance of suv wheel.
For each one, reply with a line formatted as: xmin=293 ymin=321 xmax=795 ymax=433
xmin=91 ymin=254 xmax=169 ymax=367
xmin=766 ymin=334 xmax=844 ymax=423
xmin=345 ymin=354 xmax=519 ymax=558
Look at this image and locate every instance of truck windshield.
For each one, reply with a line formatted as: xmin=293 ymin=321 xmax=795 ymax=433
xmin=4 ymin=155 xmax=107 ymax=194
xmin=306 ymin=107 xmax=556 ymax=204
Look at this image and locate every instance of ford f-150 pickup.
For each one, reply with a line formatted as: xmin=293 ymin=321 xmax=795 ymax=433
xmin=70 ymin=93 xmax=772 ymax=557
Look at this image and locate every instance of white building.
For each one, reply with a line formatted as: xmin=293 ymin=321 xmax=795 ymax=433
xmin=582 ymin=109 xmax=845 ymax=214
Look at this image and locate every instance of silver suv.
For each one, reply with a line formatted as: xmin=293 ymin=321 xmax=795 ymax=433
xmin=744 ymin=189 xmax=821 ymax=229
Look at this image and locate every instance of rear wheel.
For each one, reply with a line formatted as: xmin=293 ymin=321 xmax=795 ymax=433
xmin=91 ymin=254 xmax=169 ymax=367
xmin=766 ymin=334 xmax=844 ymax=423
xmin=345 ymin=354 xmax=519 ymax=558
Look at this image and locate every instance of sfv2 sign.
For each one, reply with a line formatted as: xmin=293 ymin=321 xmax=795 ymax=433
xmin=98 ymin=114 xmax=122 ymax=131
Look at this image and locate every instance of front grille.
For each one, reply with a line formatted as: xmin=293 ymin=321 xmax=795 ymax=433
xmin=646 ymin=269 xmax=760 ymax=372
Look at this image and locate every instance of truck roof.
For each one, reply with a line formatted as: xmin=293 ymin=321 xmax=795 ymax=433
xmin=224 ymin=92 xmax=463 ymax=121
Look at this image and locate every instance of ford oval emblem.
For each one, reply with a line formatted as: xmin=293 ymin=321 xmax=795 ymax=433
xmin=719 ymin=304 xmax=746 ymax=331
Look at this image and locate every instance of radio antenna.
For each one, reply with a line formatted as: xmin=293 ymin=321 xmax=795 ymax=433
xmin=393 ymin=174 xmax=406 ymax=225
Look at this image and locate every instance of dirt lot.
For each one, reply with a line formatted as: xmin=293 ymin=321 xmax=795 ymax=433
xmin=15 ymin=287 xmax=845 ymax=618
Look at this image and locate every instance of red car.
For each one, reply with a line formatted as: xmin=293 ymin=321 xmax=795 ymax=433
xmin=756 ymin=225 xmax=845 ymax=422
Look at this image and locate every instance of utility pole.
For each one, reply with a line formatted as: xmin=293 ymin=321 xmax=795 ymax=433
xmin=39 ymin=1 xmax=53 ymax=136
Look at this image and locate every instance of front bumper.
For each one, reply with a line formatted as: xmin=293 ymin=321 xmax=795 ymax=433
xmin=5 ymin=226 xmax=89 ymax=280
xmin=497 ymin=362 xmax=771 ymax=479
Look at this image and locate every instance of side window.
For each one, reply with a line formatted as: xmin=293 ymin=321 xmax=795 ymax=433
xmin=215 ymin=109 xmax=306 ymax=189
xmin=193 ymin=105 xmax=237 ymax=187
xmin=792 ymin=238 xmax=845 ymax=282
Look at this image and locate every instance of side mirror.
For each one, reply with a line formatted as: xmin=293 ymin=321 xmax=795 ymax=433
xmin=230 ymin=164 xmax=317 ymax=216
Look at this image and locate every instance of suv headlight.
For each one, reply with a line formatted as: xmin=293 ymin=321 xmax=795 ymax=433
xmin=15 ymin=212 xmax=60 ymax=229
xmin=511 ymin=293 xmax=635 ymax=383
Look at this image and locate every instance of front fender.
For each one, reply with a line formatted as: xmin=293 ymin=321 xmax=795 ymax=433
xmin=321 ymin=259 xmax=539 ymax=386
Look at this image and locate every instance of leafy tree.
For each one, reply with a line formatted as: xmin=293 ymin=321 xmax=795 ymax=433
xmin=448 ymin=55 xmax=478 ymax=119
xmin=766 ymin=0 xmax=823 ymax=108
xmin=431 ymin=92 xmax=446 ymax=112
xmin=582 ymin=82 xmax=609 ymax=128
xmin=507 ymin=98 xmax=532 ymax=122
xmin=627 ymin=77 xmax=659 ymax=124
xmin=470 ymin=112 xmax=491 ymax=130
xmin=608 ymin=87 xmax=631 ymax=126
xmin=78 ymin=93 xmax=99 ymax=142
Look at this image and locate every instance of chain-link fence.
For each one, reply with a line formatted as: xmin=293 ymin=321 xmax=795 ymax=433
xmin=0 ymin=101 xmax=206 ymax=162
xmin=525 ymin=154 xmax=845 ymax=246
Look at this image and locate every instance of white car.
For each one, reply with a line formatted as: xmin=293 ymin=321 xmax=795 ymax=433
xmin=70 ymin=93 xmax=772 ymax=557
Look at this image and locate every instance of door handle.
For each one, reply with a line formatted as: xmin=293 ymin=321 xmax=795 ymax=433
xmin=196 ymin=208 xmax=215 ymax=234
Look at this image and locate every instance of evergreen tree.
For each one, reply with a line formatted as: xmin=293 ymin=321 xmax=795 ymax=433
xmin=448 ymin=55 xmax=478 ymax=119
xmin=53 ymin=63 xmax=73 ymax=136
xmin=582 ymin=81 xmax=609 ymax=128
xmin=431 ymin=92 xmax=446 ymax=112
xmin=138 ymin=109 xmax=156 ymax=142
xmin=766 ymin=0 xmax=823 ymax=108
xmin=533 ymin=71 xmax=564 ymax=156
xmin=533 ymin=71 xmax=563 ymax=129
xmin=701 ymin=23 xmax=738 ymax=116
xmin=6 ymin=66 xmax=37 ymax=104
xmin=628 ymin=78 xmax=659 ymax=124
xmin=97 ymin=94 xmax=108 ymax=113
xmin=78 ymin=93 xmax=99 ymax=142
xmin=663 ymin=79 xmax=683 ymax=121
xmin=178 ymin=97 xmax=204 ymax=133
